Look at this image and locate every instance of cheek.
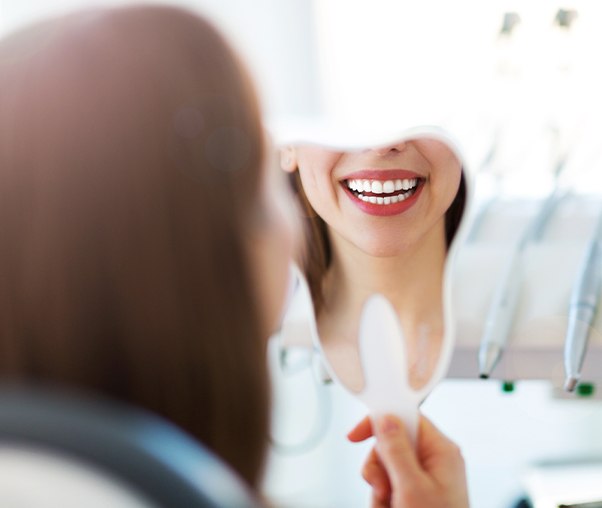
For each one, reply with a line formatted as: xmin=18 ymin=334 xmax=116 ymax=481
xmin=297 ymin=165 xmax=340 ymax=223
xmin=416 ymin=140 xmax=463 ymax=210
xmin=296 ymin=150 xmax=341 ymax=211
xmin=297 ymin=169 xmax=322 ymax=210
xmin=432 ymin=163 xmax=462 ymax=215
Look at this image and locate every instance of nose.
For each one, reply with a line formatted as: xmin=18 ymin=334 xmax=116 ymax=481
xmin=369 ymin=141 xmax=408 ymax=156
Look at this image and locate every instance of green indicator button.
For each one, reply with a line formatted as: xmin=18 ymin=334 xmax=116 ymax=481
xmin=577 ymin=383 xmax=595 ymax=397
xmin=502 ymin=381 xmax=515 ymax=393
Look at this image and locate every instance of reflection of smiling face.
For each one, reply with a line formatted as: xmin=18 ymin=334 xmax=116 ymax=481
xmin=287 ymin=138 xmax=462 ymax=257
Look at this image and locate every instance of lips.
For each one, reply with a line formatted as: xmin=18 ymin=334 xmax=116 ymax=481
xmin=340 ymin=169 xmax=425 ymax=217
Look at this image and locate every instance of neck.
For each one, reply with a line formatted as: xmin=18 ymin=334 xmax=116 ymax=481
xmin=320 ymin=220 xmax=447 ymax=337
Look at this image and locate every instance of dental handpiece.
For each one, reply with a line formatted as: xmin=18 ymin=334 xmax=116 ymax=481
xmin=478 ymin=248 xmax=523 ymax=378
xmin=478 ymin=189 xmax=566 ymax=378
xmin=564 ymin=231 xmax=602 ymax=391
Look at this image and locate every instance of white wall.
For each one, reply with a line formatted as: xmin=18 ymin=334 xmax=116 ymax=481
xmin=312 ymin=0 xmax=602 ymax=185
xmin=0 ymin=0 xmax=321 ymax=123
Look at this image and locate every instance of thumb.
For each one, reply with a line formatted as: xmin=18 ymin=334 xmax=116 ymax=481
xmin=373 ymin=414 xmax=423 ymax=492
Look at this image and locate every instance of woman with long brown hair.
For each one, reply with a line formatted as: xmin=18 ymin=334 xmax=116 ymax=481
xmin=0 ymin=4 xmax=293 ymax=488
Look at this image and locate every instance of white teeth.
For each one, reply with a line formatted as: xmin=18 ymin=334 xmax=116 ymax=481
xmin=356 ymin=189 xmax=414 ymax=205
xmin=346 ymin=178 xmax=419 ymax=192
xmin=346 ymin=177 xmax=420 ymax=205
xmin=402 ymin=178 xmax=417 ymax=190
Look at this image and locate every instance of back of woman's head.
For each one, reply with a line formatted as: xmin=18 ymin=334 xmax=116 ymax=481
xmin=0 ymin=5 xmax=269 ymax=487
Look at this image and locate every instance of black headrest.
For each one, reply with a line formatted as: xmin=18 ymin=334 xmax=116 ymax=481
xmin=0 ymin=386 xmax=259 ymax=508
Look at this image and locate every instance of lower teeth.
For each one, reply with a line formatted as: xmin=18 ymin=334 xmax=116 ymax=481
xmin=356 ymin=187 xmax=416 ymax=205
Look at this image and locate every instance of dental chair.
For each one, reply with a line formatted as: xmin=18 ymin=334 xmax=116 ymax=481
xmin=0 ymin=387 xmax=259 ymax=508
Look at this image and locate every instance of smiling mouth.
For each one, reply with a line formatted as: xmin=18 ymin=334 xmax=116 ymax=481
xmin=343 ymin=177 xmax=424 ymax=205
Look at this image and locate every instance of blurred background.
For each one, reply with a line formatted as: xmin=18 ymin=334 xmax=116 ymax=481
xmin=3 ymin=1 xmax=602 ymax=507
xmin=3 ymin=0 xmax=602 ymax=184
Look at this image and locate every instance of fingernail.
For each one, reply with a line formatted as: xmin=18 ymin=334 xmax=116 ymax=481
xmin=377 ymin=415 xmax=400 ymax=436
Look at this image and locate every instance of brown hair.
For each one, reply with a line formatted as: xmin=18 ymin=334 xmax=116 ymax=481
xmin=291 ymin=168 xmax=466 ymax=314
xmin=0 ymin=6 xmax=269 ymax=488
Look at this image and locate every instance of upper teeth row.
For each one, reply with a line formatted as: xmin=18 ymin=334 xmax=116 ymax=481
xmin=346 ymin=178 xmax=418 ymax=194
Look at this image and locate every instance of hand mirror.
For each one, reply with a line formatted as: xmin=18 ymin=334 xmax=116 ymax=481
xmin=278 ymin=126 xmax=470 ymax=441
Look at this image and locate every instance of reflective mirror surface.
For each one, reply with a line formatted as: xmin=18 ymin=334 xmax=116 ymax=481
xmin=280 ymin=132 xmax=467 ymax=394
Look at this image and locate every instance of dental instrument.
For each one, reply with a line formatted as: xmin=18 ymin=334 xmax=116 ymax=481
xmin=564 ymin=213 xmax=602 ymax=392
xmin=478 ymin=184 xmax=568 ymax=378
xmin=270 ymin=264 xmax=333 ymax=455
